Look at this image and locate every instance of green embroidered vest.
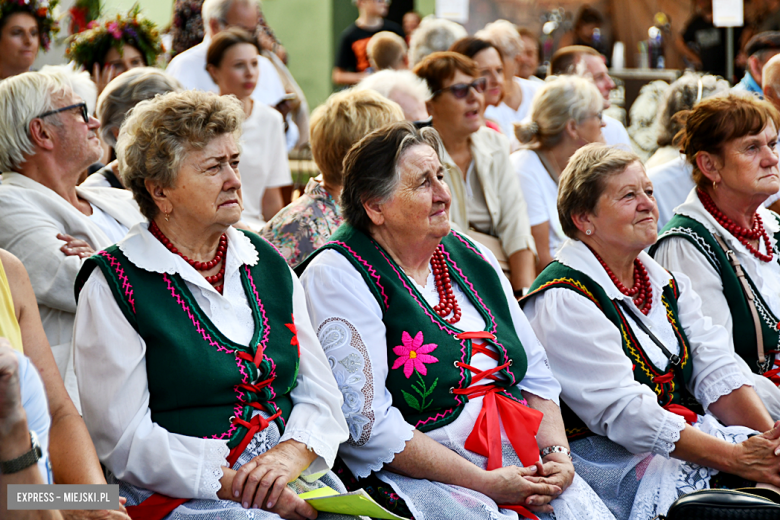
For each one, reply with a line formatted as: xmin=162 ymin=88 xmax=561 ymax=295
xmin=75 ymin=230 xmax=299 ymax=449
xmin=298 ymin=224 xmax=529 ymax=432
xmin=651 ymin=214 xmax=780 ymax=374
xmin=522 ymin=261 xmax=702 ymax=441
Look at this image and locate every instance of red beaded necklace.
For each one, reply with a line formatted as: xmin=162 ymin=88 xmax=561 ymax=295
xmin=149 ymin=221 xmax=228 ymax=293
xmin=431 ymin=246 xmax=461 ymax=324
xmin=589 ymin=246 xmax=653 ymax=315
xmin=698 ymin=189 xmax=774 ymax=263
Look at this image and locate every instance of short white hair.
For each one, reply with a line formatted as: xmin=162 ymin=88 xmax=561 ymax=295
xmin=408 ymin=16 xmax=467 ymax=67
xmin=357 ymin=70 xmax=432 ymax=102
xmin=476 ymin=20 xmax=524 ymax=59
xmin=0 ymin=71 xmax=71 ymax=172
xmin=202 ymin=0 xmax=260 ymax=28
xmin=40 ymin=63 xmax=98 ymax=116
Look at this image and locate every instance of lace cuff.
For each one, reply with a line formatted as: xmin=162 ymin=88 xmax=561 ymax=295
xmin=696 ymin=364 xmax=753 ymax=411
xmin=197 ymin=441 xmax=230 ymax=500
xmin=280 ymin=429 xmax=337 ymax=471
xmin=650 ymin=411 xmax=686 ymax=459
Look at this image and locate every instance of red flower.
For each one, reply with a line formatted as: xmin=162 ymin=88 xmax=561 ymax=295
xmin=285 ymin=315 xmax=299 ymax=356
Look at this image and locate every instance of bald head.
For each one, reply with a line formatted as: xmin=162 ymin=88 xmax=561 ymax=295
xmin=763 ymin=53 xmax=780 ymax=109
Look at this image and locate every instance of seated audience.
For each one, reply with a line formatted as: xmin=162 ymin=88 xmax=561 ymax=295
xmin=66 ymin=7 xmax=163 ymax=95
xmin=207 ymin=28 xmax=291 ymax=229
xmin=262 ymin=89 xmax=404 ymax=267
xmin=733 ymin=31 xmax=780 ymax=96
xmin=367 ymin=30 xmax=408 ymax=71
xmin=357 ymin=69 xmax=430 ymax=122
xmin=523 ymin=144 xmax=780 ymax=520
xmin=299 ymin=121 xmax=615 ymax=520
xmin=513 ymin=76 xmax=605 ymax=271
xmin=550 ymin=46 xmax=631 ymax=148
xmin=517 ymin=27 xmax=542 ymax=83
xmin=0 ymin=0 xmax=56 ymax=80
xmin=449 ymin=37 xmax=506 ymax=132
xmin=83 ymin=67 xmax=183 ymax=189
xmin=652 ymin=94 xmax=780 ymax=420
xmin=73 ymin=90 xmax=351 ymax=519
xmin=408 ymin=16 xmax=467 ymax=67
xmin=415 ymin=51 xmax=537 ymax=291
xmin=0 ymin=70 xmax=144 ymax=409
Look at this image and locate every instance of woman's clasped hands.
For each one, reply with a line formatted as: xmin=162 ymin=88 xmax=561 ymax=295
xmin=478 ymin=457 xmax=574 ymax=515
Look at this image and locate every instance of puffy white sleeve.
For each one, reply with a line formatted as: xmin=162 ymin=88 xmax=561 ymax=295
xmin=524 ymin=289 xmax=686 ymax=457
xmin=73 ymin=268 xmax=230 ymax=500
xmin=300 ymin=250 xmax=415 ymax=479
xmin=280 ymin=270 xmax=349 ymax=477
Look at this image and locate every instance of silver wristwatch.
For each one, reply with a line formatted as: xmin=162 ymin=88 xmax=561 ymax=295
xmin=0 ymin=430 xmax=42 ymax=474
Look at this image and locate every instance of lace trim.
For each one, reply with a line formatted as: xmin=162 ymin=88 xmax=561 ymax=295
xmin=198 ymin=441 xmax=229 ymax=500
xmin=651 ymin=412 xmax=686 ymax=458
xmin=354 ymin=422 xmax=415 ymax=479
xmin=696 ymin=364 xmax=752 ymax=411
xmin=280 ymin=429 xmax=337 ymax=468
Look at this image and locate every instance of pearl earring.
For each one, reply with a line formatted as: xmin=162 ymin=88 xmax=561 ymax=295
xmin=586 ymin=229 xmax=592 ymax=236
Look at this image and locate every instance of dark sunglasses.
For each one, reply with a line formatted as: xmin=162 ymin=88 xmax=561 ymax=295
xmin=433 ymin=77 xmax=487 ymax=99
xmin=36 ymin=102 xmax=89 ymax=124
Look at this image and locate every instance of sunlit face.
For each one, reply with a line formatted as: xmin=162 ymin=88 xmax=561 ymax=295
xmin=716 ymin=122 xmax=780 ymax=200
xmin=0 ymin=12 xmax=39 ymax=75
xmin=518 ymin=35 xmax=540 ymax=79
xmin=473 ymin=46 xmax=504 ymax=107
xmin=428 ymin=70 xmax=484 ymax=137
xmin=375 ymin=144 xmax=451 ymax=241
xmin=586 ymin=162 xmax=658 ymax=253
xmin=49 ymin=89 xmax=103 ymax=174
xmin=209 ymin=43 xmax=259 ymax=99
xmin=581 ymin=54 xmax=615 ymax=108
xmin=164 ymin=133 xmax=243 ymax=231
xmin=104 ymin=44 xmax=145 ymax=75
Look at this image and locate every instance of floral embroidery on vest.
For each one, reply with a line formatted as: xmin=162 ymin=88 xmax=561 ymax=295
xmin=392 ymin=331 xmax=440 ymax=412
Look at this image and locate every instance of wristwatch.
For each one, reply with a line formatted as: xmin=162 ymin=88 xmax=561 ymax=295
xmin=540 ymin=445 xmax=572 ymax=460
xmin=0 ymin=430 xmax=42 ymax=474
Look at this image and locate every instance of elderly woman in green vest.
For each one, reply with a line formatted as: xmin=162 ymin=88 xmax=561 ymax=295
xmin=652 ymin=93 xmax=780 ymax=421
xmin=299 ymin=121 xmax=614 ymax=520
xmin=522 ymin=143 xmax=780 ymax=520
xmin=71 ymin=90 xmax=353 ymax=520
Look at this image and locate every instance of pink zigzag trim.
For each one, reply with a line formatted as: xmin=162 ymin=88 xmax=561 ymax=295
xmin=451 ymin=231 xmax=489 ymax=263
xmin=99 ymin=251 xmax=136 ymax=313
xmin=331 ymin=241 xmax=389 ymax=307
xmin=244 ymin=267 xmax=272 ymax=356
xmin=416 ymin=408 xmax=456 ymax=427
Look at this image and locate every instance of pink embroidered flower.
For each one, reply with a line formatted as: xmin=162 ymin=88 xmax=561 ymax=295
xmin=392 ymin=331 xmax=438 ymax=378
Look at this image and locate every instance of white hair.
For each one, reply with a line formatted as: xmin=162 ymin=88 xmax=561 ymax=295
xmin=202 ymin=0 xmax=260 ymax=31
xmin=408 ymin=16 xmax=467 ymax=66
xmin=357 ymin=70 xmax=432 ymax=102
xmin=476 ymin=20 xmax=524 ymax=59
xmin=0 ymin=71 xmax=71 ymax=172
xmin=40 ymin=63 xmax=98 ymax=115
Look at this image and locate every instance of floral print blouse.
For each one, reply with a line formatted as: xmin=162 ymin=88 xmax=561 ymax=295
xmin=261 ymin=177 xmax=343 ymax=268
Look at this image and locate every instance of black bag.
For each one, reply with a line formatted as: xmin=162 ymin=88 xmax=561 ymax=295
xmin=655 ymin=488 xmax=780 ymax=519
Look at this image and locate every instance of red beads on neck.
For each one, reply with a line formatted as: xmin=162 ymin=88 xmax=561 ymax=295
xmin=149 ymin=220 xmax=228 ymax=293
xmin=698 ymin=189 xmax=774 ymax=263
xmin=590 ymin=247 xmax=653 ymax=315
xmin=431 ymin=247 xmax=461 ymax=324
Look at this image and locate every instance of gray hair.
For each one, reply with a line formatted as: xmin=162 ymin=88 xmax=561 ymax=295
xmin=409 ymin=17 xmax=467 ymax=67
xmin=515 ymin=75 xmax=603 ymax=149
xmin=97 ymin=67 xmax=183 ymax=149
xmin=357 ymin=69 xmax=432 ymax=102
xmin=202 ymin=0 xmax=259 ymax=30
xmin=117 ymin=90 xmax=244 ymax=220
xmin=656 ymin=72 xmax=729 ymax=148
xmin=0 ymin=71 xmax=71 ymax=172
xmin=476 ymin=20 xmax=524 ymax=59
xmin=40 ymin=64 xmax=98 ymax=116
xmin=341 ymin=121 xmax=444 ymax=233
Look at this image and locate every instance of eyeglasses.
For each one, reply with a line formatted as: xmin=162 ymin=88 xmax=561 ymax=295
xmin=584 ymin=111 xmax=603 ymax=122
xmin=433 ymin=77 xmax=487 ymax=99
xmin=36 ymin=103 xmax=89 ymax=124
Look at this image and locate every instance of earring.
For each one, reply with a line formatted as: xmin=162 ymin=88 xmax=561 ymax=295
xmin=713 ymin=180 xmax=717 ymax=190
xmin=164 ymin=212 xmax=170 ymax=222
xmin=586 ymin=229 xmax=592 ymax=236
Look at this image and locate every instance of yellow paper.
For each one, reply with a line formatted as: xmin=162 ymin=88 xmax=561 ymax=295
xmin=300 ymin=488 xmax=410 ymax=520
xmin=298 ymin=487 xmax=340 ymax=500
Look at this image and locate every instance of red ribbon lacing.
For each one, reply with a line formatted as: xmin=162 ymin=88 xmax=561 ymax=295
xmin=763 ymin=350 xmax=780 ymax=385
xmin=452 ymin=331 xmax=544 ymax=520
xmin=651 ymin=371 xmax=699 ymax=425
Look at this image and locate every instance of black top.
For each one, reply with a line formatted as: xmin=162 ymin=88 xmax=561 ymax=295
xmin=683 ymin=15 xmax=742 ymax=78
xmin=335 ymin=20 xmax=404 ymax=72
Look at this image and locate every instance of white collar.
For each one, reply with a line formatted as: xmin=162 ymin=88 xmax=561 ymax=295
xmin=117 ymin=223 xmax=259 ymax=293
xmin=555 ymin=239 xmax=673 ymax=301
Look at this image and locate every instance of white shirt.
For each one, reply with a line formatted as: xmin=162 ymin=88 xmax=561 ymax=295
xmin=89 ymin=204 xmax=129 ymax=244
xmin=601 ymin=115 xmax=632 ymax=148
xmin=647 ymin=155 xmax=694 ymax=231
xmin=300 ymin=238 xmax=560 ymax=478
xmin=18 ymin=351 xmax=53 ymax=484
xmin=652 ymin=189 xmax=780 ymax=419
xmin=166 ymin=36 xmax=287 ymax=107
xmin=239 ymin=102 xmax=292 ymax=230
xmin=511 ymin=149 xmax=564 ymax=258
xmin=73 ymin=224 xmax=348 ymax=499
xmin=524 ymin=239 xmax=750 ymax=457
xmin=484 ymin=77 xmax=542 ymax=140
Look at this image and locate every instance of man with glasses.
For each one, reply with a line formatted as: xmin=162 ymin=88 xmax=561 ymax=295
xmin=333 ymin=0 xmax=405 ymax=86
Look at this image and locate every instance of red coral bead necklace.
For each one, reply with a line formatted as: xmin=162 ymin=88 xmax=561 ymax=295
xmin=149 ymin=220 xmax=228 ymax=293
xmin=698 ymin=189 xmax=773 ymax=263
xmin=431 ymin=246 xmax=461 ymax=324
xmin=588 ymin=246 xmax=653 ymax=315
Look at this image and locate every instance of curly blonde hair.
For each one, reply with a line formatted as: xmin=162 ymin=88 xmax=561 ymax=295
xmin=117 ymin=90 xmax=244 ymax=220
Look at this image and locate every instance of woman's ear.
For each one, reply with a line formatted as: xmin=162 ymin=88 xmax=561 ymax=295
xmin=363 ymin=197 xmax=385 ymax=227
xmin=564 ymin=119 xmax=579 ymax=141
xmin=571 ymin=211 xmax=593 ymax=237
xmin=144 ymin=178 xmax=172 ymax=216
xmin=695 ymin=151 xmax=722 ymax=185
xmin=206 ymin=63 xmax=219 ymax=85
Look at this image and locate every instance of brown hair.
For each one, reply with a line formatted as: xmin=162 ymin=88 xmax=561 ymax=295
xmin=549 ymin=45 xmax=599 ymax=76
xmin=206 ymin=27 xmax=259 ymax=69
xmin=413 ymin=51 xmax=479 ymax=96
xmin=449 ymin=36 xmax=503 ymax=62
xmin=674 ymin=93 xmax=780 ymax=189
xmin=367 ymin=31 xmax=408 ymax=71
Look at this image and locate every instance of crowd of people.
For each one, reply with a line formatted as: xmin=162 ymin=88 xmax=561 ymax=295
xmin=5 ymin=0 xmax=780 ymax=520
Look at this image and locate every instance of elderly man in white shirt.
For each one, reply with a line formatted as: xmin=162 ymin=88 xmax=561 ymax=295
xmin=0 ymin=70 xmax=144 ymax=410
